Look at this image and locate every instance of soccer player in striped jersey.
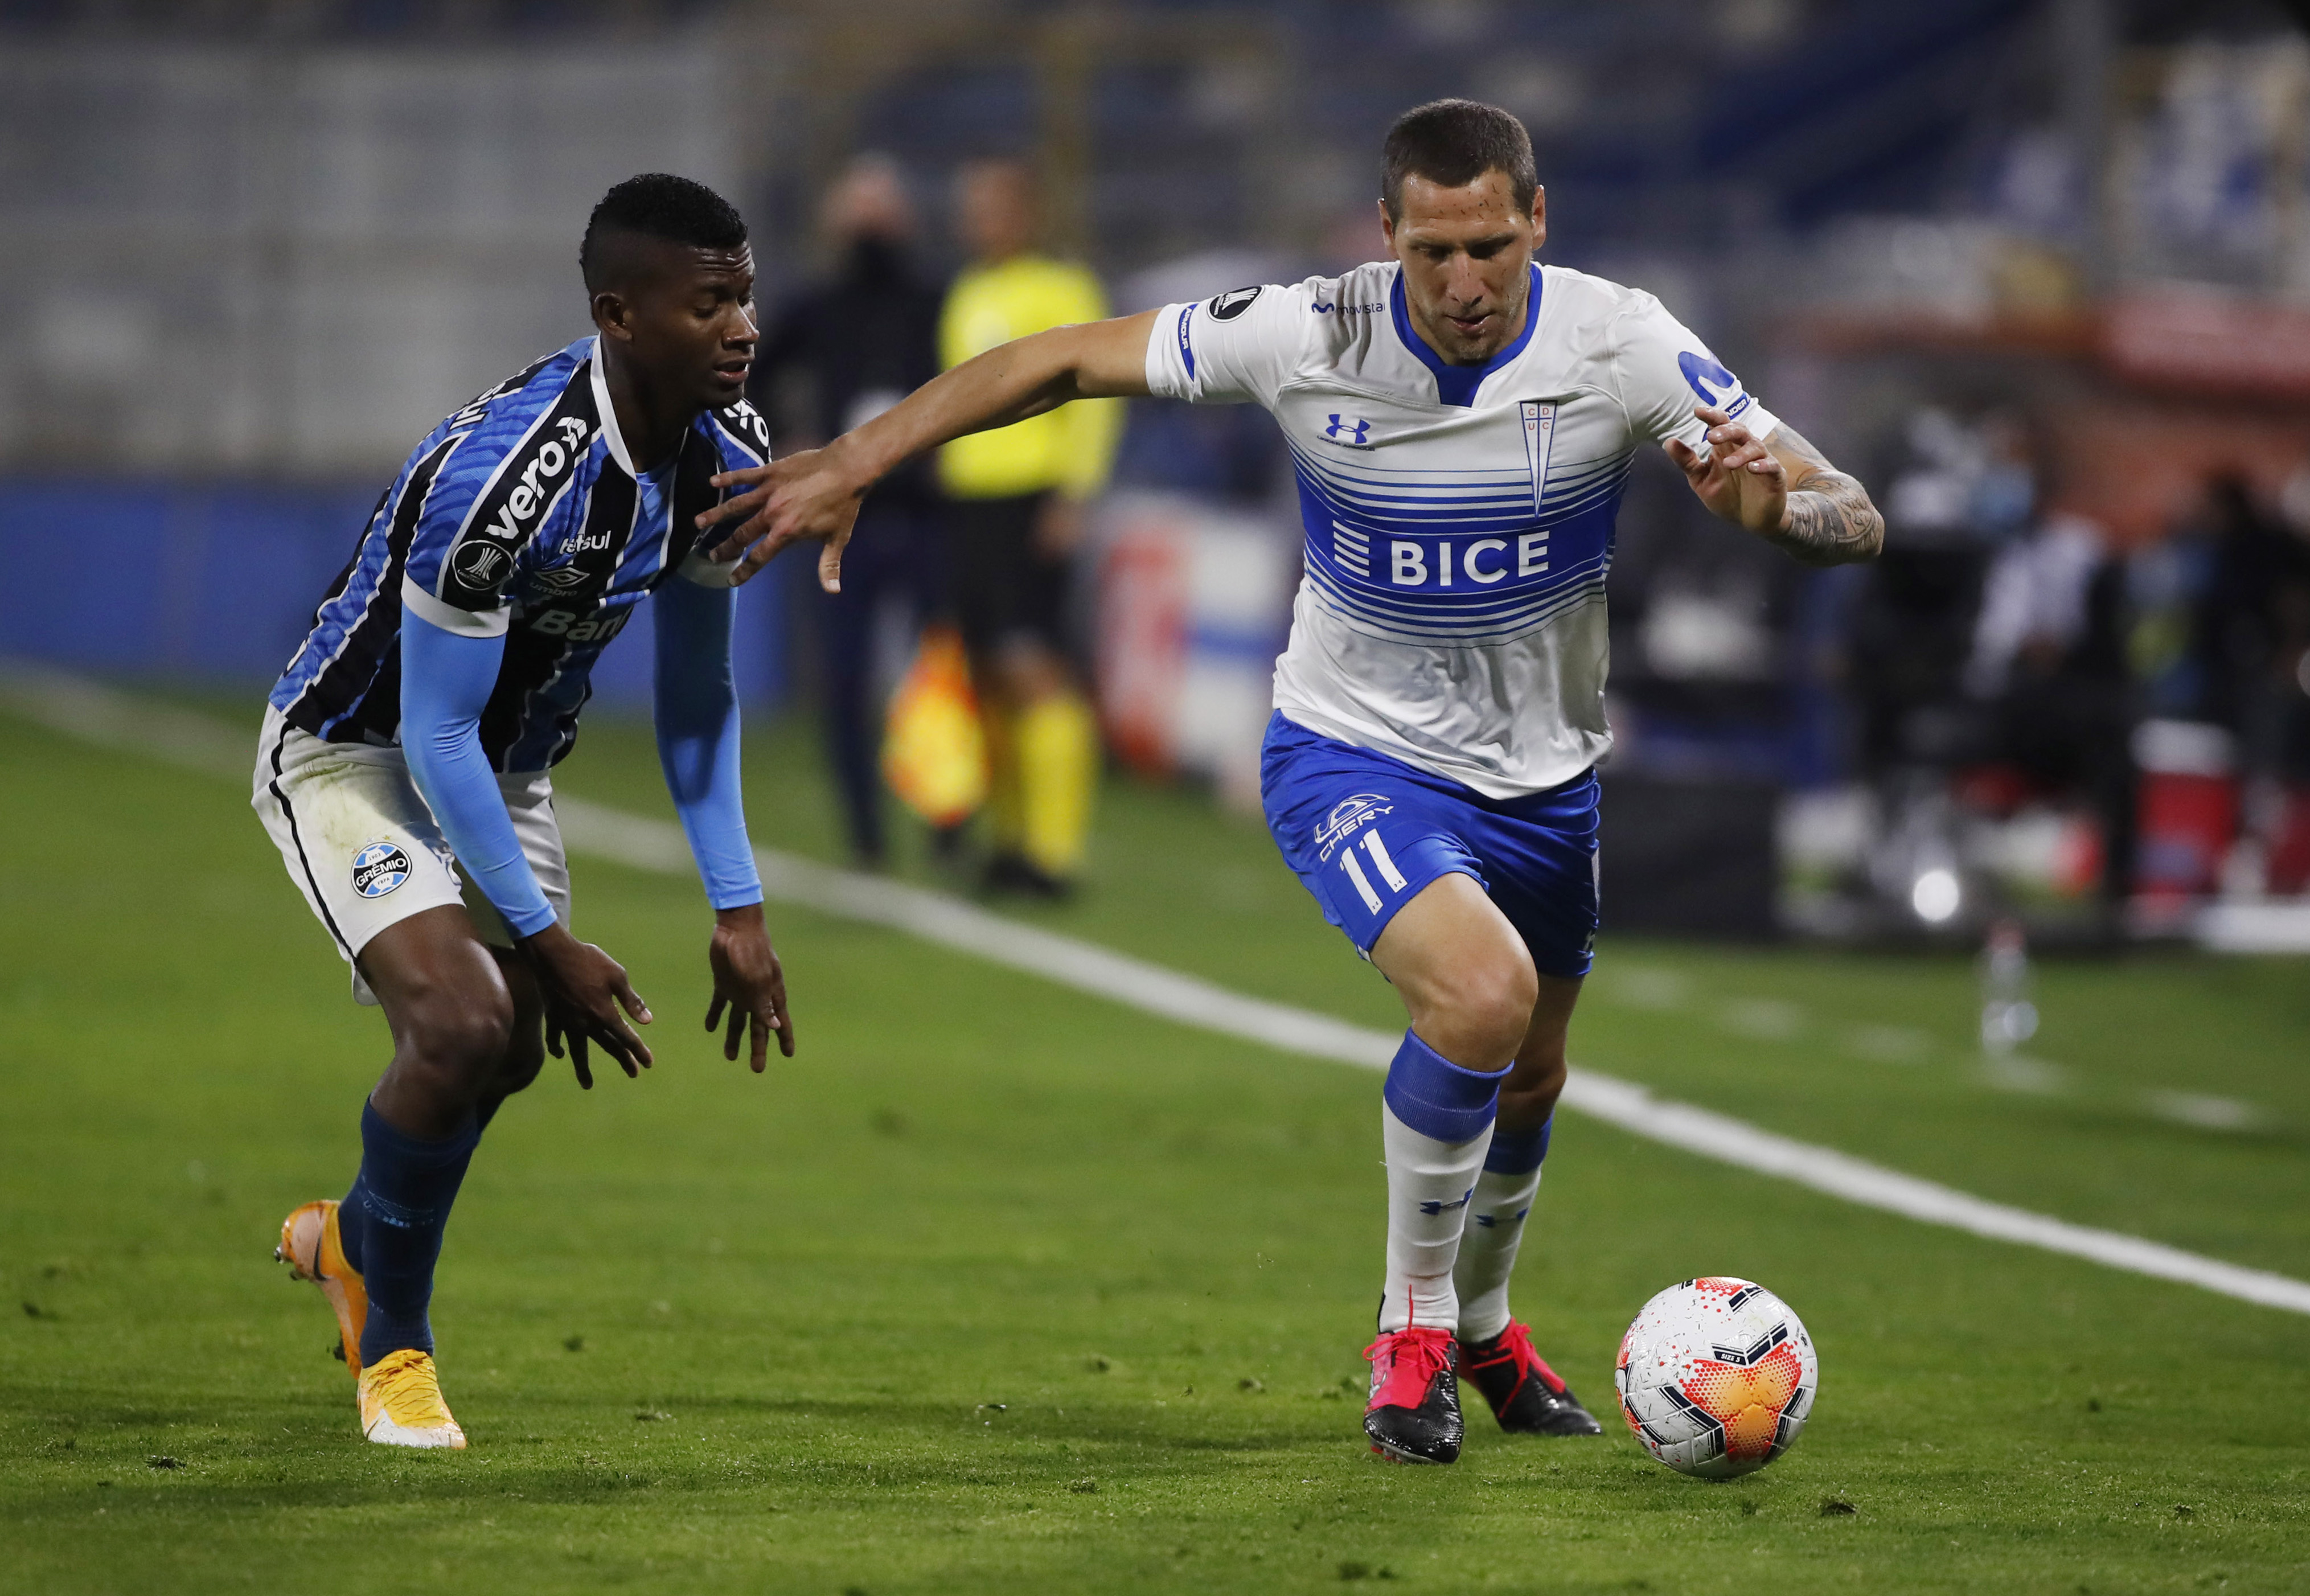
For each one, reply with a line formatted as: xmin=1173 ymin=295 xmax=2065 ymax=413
xmin=705 ymin=101 xmax=1884 ymax=1465
xmin=257 ymin=174 xmax=794 ymax=1449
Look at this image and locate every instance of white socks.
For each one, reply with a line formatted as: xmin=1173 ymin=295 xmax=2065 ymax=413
xmin=1452 ymin=1161 xmax=1544 ymax=1344
xmin=1376 ymin=1102 xmax=1494 ymax=1335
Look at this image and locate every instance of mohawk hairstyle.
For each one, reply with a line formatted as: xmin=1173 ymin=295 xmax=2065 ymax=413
xmin=1380 ymin=99 xmax=1538 ymax=220
xmin=580 ymin=173 xmax=748 ymax=290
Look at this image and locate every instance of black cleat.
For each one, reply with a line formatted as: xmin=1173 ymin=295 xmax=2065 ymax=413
xmin=1459 ymin=1320 xmax=1602 ymax=1435
xmin=1362 ymin=1327 xmax=1463 ymax=1464
xmin=983 ymin=851 xmax=1074 ymax=901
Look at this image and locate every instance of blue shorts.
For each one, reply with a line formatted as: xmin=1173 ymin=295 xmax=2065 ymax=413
xmin=1260 ymin=713 xmax=1600 ymax=979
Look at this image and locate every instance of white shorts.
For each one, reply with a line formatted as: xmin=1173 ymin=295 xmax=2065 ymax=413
xmin=252 ymin=707 xmax=572 ymax=1005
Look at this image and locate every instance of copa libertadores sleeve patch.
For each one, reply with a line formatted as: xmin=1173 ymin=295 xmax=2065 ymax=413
xmin=1207 ymin=286 xmax=1262 ymax=321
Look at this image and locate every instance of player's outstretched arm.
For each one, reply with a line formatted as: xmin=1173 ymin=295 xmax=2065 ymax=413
xmin=652 ymin=575 xmax=793 ymax=1068
xmin=697 ymin=309 xmax=1161 ymax=589
xmin=1667 ymin=405 xmax=1884 ymax=567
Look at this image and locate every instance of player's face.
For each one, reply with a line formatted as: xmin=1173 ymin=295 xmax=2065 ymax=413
xmin=1382 ymin=169 xmax=1546 ymax=366
xmin=607 ymin=242 xmax=759 ymax=411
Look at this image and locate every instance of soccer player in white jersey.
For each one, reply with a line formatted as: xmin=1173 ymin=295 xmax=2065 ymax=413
xmin=703 ymin=101 xmax=1884 ymax=1465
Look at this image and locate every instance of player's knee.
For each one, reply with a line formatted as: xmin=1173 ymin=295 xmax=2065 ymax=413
xmin=493 ymin=1024 xmax=547 ymax=1098
xmin=399 ymin=992 xmax=516 ymax=1091
xmin=1500 ymin=1055 xmax=1567 ymax=1120
xmin=1427 ymin=953 xmax=1538 ymax=1062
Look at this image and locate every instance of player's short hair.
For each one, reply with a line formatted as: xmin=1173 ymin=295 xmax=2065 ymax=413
xmin=1380 ymin=99 xmax=1538 ymax=220
xmin=580 ymin=174 xmax=748 ymax=291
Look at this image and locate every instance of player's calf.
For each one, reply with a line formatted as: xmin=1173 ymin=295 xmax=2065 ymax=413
xmin=335 ymin=913 xmax=504 ymax=1376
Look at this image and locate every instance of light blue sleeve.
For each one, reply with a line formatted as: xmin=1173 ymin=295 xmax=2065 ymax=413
xmin=400 ymin=609 xmax=560 ymax=938
xmin=653 ymin=575 xmax=764 ymax=909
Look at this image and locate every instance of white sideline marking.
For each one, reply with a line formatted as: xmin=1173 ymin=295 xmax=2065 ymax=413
xmin=2146 ymin=1091 xmax=2264 ymax=1133
xmin=7 ymin=658 xmax=2310 ymax=1320
xmin=2198 ymin=901 xmax=2310 ymax=954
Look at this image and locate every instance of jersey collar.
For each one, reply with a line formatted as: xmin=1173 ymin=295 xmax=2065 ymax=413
xmin=586 ymin=338 xmax=638 ymax=475
xmin=1388 ymin=263 xmax=1544 ymax=408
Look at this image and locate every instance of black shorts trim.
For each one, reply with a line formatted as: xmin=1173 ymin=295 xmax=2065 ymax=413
xmin=268 ymin=729 xmax=355 ymax=960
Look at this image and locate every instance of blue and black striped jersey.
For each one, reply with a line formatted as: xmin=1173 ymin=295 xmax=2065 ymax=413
xmin=268 ymin=337 xmax=772 ymax=772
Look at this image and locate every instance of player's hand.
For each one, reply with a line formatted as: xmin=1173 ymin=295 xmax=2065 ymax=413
xmin=1666 ymin=405 xmax=1788 ymax=536
xmin=703 ymin=902 xmax=793 ymax=1070
xmin=696 ymin=444 xmax=867 ymax=593
xmin=520 ymin=923 xmax=654 ymax=1089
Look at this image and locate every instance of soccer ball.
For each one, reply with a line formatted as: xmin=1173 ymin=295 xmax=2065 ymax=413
xmin=1614 ymin=1277 xmax=1817 ymax=1479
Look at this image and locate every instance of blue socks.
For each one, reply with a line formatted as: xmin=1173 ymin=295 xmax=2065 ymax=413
xmin=1483 ymin=1114 xmax=1553 ymax=1175
xmin=1378 ymin=1031 xmax=1511 ymax=1334
xmin=342 ymin=1100 xmax=479 ymax=1366
xmin=1455 ymin=1113 xmax=1554 ymax=1343
xmin=1381 ymin=1029 xmax=1511 ymax=1143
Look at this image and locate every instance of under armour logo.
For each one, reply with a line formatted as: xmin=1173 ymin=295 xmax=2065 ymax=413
xmin=1324 ymin=415 xmax=1372 ymax=445
xmin=1417 ymin=1189 xmax=1474 ymax=1216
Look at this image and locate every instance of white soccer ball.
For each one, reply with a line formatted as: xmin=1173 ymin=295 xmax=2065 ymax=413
xmin=1614 ymin=1277 xmax=1818 ymax=1479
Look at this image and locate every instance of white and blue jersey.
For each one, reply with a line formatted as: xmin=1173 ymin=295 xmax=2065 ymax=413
xmin=269 ymin=336 xmax=771 ymax=772
xmin=1145 ymin=260 xmax=1776 ymax=799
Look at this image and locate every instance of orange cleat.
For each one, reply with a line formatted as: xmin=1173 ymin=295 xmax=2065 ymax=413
xmin=358 ymin=1349 xmax=467 ymax=1449
xmin=275 ymin=1199 xmax=368 ymax=1378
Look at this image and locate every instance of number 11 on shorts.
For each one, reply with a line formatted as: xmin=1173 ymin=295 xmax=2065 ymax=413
xmin=1340 ymin=828 xmax=1409 ymax=912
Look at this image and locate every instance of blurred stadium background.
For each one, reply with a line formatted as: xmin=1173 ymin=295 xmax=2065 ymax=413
xmin=9 ymin=0 xmax=2310 ymax=951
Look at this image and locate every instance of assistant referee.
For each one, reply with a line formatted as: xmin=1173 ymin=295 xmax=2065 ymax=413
xmin=938 ymin=158 xmax=1121 ymax=896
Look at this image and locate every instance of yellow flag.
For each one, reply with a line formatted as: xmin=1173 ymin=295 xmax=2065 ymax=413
xmin=881 ymin=625 xmax=987 ymax=827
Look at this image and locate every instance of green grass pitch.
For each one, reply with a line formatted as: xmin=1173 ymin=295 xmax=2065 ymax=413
xmin=3 ymin=694 xmax=2309 ymax=1593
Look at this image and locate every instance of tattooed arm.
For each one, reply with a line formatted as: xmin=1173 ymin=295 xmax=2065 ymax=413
xmin=1664 ymin=405 xmax=1885 ymax=567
